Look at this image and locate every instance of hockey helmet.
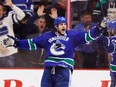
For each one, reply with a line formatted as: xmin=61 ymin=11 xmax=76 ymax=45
xmin=54 ymin=16 xmax=67 ymax=26
xmin=108 ymin=20 xmax=116 ymax=30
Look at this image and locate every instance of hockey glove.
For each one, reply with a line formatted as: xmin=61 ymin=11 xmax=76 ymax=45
xmin=98 ymin=17 xmax=108 ymax=32
xmin=7 ymin=35 xmax=19 ymax=48
xmin=101 ymin=18 xmax=108 ymax=27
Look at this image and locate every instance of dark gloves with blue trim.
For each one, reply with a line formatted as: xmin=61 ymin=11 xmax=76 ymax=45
xmin=7 ymin=35 xmax=20 ymax=48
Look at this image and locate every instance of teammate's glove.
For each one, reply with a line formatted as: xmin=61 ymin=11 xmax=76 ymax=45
xmin=97 ymin=17 xmax=108 ymax=32
xmin=100 ymin=17 xmax=108 ymax=28
xmin=100 ymin=18 xmax=116 ymax=32
xmin=7 ymin=35 xmax=19 ymax=48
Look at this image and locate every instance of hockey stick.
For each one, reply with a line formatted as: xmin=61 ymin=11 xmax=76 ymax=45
xmin=98 ymin=0 xmax=105 ymax=17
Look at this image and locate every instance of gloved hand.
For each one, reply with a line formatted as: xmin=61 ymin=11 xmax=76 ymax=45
xmin=7 ymin=35 xmax=20 ymax=48
xmin=97 ymin=17 xmax=108 ymax=32
xmin=100 ymin=17 xmax=108 ymax=28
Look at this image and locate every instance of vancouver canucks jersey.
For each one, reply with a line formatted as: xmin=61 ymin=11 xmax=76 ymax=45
xmin=17 ymin=26 xmax=102 ymax=69
xmin=105 ymin=36 xmax=116 ymax=75
xmin=98 ymin=36 xmax=116 ymax=75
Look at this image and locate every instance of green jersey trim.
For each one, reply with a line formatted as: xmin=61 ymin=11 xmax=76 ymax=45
xmin=45 ymin=57 xmax=74 ymax=67
xmin=85 ymin=31 xmax=94 ymax=43
xmin=110 ymin=64 xmax=116 ymax=72
xmin=28 ymin=39 xmax=37 ymax=50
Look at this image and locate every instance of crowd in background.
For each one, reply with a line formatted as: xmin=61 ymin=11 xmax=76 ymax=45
xmin=0 ymin=0 xmax=113 ymax=68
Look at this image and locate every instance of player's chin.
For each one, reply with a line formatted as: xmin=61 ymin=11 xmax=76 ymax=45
xmin=61 ymin=31 xmax=66 ymax=35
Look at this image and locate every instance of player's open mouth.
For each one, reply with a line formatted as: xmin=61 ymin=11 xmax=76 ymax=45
xmin=40 ymin=26 xmax=44 ymax=28
xmin=62 ymin=29 xmax=65 ymax=31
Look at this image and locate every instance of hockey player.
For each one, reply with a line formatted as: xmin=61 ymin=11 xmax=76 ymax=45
xmin=96 ymin=20 xmax=116 ymax=87
xmin=93 ymin=1 xmax=116 ymax=85
xmin=96 ymin=33 xmax=116 ymax=87
xmin=7 ymin=16 xmax=106 ymax=87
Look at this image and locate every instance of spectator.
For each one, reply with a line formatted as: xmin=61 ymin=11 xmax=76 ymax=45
xmin=0 ymin=0 xmax=25 ymax=67
xmin=13 ymin=5 xmax=57 ymax=40
xmin=74 ymin=10 xmax=98 ymax=68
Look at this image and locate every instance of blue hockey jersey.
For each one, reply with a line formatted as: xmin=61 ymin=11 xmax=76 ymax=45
xmin=105 ymin=36 xmax=116 ymax=75
xmin=17 ymin=26 xmax=102 ymax=69
xmin=97 ymin=36 xmax=116 ymax=75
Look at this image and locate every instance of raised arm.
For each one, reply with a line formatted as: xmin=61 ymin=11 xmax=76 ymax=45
xmin=49 ymin=7 xmax=57 ymax=19
xmin=37 ymin=5 xmax=46 ymax=16
xmin=4 ymin=0 xmax=25 ymax=21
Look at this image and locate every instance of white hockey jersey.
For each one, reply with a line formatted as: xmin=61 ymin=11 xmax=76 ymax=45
xmin=0 ymin=5 xmax=25 ymax=57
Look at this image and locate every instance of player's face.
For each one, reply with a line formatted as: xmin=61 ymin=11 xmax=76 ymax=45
xmin=56 ymin=23 xmax=67 ymax=35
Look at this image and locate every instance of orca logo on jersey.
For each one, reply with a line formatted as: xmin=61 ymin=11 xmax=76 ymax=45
xmin=50 ymin=40 xmax=65 ymax=56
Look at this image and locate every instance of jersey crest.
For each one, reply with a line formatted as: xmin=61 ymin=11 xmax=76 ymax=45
xmin=50 ymin=40 xmax=66 ymax=56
